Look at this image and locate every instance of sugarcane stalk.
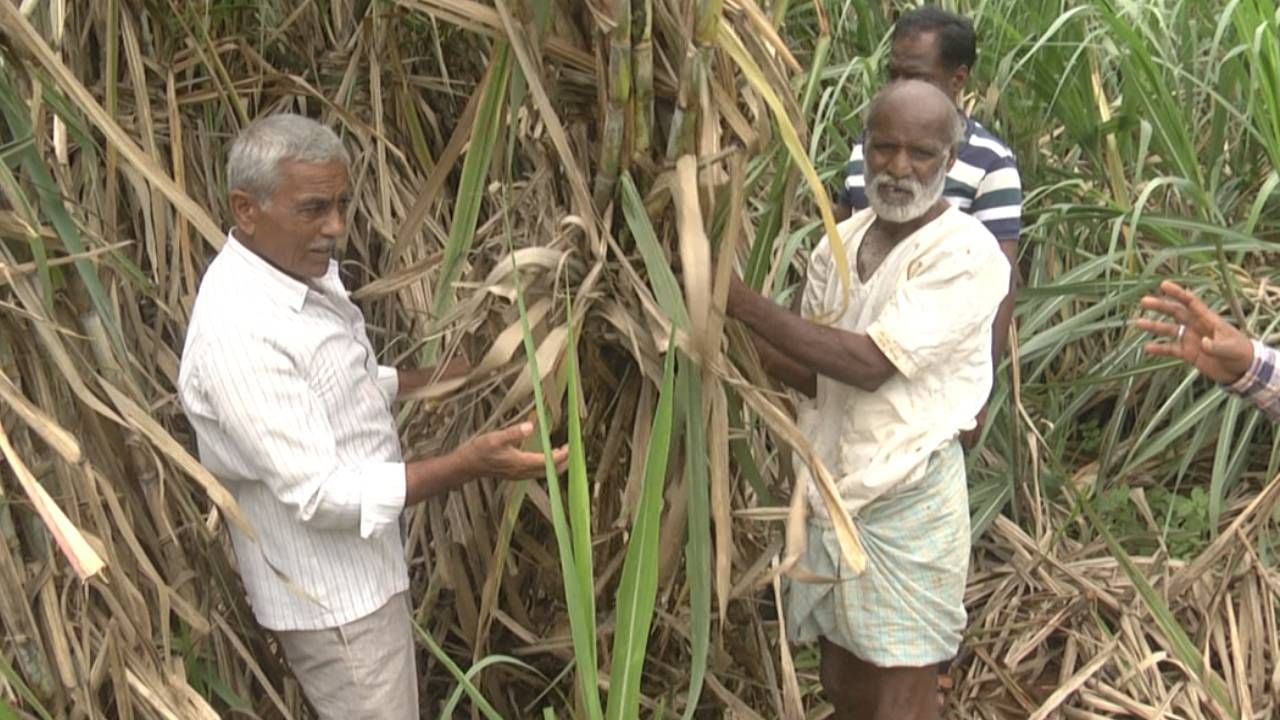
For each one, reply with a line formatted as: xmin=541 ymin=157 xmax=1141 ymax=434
xmin=631 ymin=0 xmax=653 ymax=161
xmin=665 ymin=52 xmax=702 ymax=160
xmin=593 ymin=0 xmax=632 ymax=208
xmin=665 ymin=0 xmax=722 ymax=160
xmin=0 ymin=480 xmax=58 ymax=703
xmin=694 ymin=0 xmax=723 ymax=53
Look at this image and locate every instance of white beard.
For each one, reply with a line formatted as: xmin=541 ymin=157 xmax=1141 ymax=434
xmin=866 ymin=165 xmax=947 ymax=223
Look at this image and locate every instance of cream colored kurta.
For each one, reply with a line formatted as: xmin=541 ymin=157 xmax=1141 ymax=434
xmin=800 ymin=206 xmax=1010 ymax=523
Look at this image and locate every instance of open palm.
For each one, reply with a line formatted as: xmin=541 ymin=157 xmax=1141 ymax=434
xmin=1135 ymin=280 xmax=1254 ymax=385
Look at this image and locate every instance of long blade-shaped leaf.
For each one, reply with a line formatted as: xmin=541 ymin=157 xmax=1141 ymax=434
xmin=1075 ymin=487 xmax=1238 ymax=717
xmin=512 ymin=262 xmax=603 ymax=717
xmin=0 ymin=76 xmax=124 ymax=359
xmin=439 ymin=653 xmax=539 ymax=719
xmin=0 ymin=650 xmax=52 ymax=720
xmin=411 ymin=622 xmax=505 ymax=720
xmin=605 ymin=347 xmax=678 ymax=720
xmin=717 ymin=21 xmax=851 ymax=310
xmin=565 ymin=293 xmax=596 ymax=667
xmin=680 ymin=353 xmax=711 ymax=720
xmin=0 ymin=1 xmax=224 ymax=248
xmin=423 ymin=43 xmax=512 ymax=365
xmin=619 ymin=172 xmax=690 ymax=329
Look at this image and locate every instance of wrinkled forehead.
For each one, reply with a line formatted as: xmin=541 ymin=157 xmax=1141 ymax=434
xmin=277 ymin=160 xmax=351 ymax=197
xmin=866 ymin=94 xmax=954 ymax=148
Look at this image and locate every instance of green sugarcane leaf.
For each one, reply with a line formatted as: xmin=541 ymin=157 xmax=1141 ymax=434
xmin=605 ymin=347 xmax=677 ymax=720
xmin=512 ymin=253 xmax=603 ymax=718
xmin=411 ymin=623 xmax=505 ymax=720
xmin=619 ymin=172 xmax=690 ymax=330
xmin=565 ymin=292 xmax=597 ymax=668
xmin=1076 ymin=488 xmax=1238 ymax=717
xmin=0 ymin=74 xmax=123 ymax=357
xmin=423 ymin=44 xmax=513 ymax=365
xmin=679 ymin=353 xmax=711 ymax=720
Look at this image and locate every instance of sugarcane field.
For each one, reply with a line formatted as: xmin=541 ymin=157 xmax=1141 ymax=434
xmin=3 ymin=0 xmax=1280 ymax=717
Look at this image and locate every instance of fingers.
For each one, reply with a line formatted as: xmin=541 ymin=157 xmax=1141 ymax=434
xmin=1157 ymin=279 xmax=1189 ymax=298
xmin=499 ymin=421 xmax=535 ymax=445
xmin=1145 ymin=281 xmax=1229 ymax=330
xmin=1157 ymin=280 xmax=1207 ymax=313
xmin=1142 ymin=339 xmax=1189 ymax=360
xmin=1163 ymin=283 xmax=1229 ymax=331
xmin=1139 ymin=291 xmax=1218 ymax=340
xmin=506 ymin=449 xmax=550 ymax=466
xmin=519 ymin=446 xmax=569 ymax=471
xmin=510 ymin=446 xmax=568 ymax=465
xmin=1138 ymin=295 xmax=1190 ymax=324
xmin=1134 ymin=317 xmax=1182 ymax=339
xmin=1136 ymin=304 xmax=1197 ymax=350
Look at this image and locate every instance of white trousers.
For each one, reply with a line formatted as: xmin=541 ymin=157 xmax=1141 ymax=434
xmin=276 ymin=592 xmax=419 ymax=719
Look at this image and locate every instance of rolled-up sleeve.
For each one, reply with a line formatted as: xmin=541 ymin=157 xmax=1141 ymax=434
xmin=866 ymin=242 xmax=1009 ymax=379
xmin=1226 ymin=340 xmax=1280 ymax=422
xmin=195 ymin=336 xmax=405 ymax=538
xmin=376 ymin=365 xmax=400 ymax=400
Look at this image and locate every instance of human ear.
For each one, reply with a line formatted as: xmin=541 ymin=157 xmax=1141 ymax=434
xmin=950 ymin=65 xmax=970 ymax=99
xmin=229 ymin=190 xmax=259 ymax=236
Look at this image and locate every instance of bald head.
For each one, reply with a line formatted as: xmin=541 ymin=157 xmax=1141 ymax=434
xmin=861 ymin=80 xmax=964 ymax=223
xmin=866 ymin=79 xmax=965 ymax=152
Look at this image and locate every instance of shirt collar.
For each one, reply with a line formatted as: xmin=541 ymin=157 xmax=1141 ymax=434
xmin=223 ymin=229 xmax=311 ymax=313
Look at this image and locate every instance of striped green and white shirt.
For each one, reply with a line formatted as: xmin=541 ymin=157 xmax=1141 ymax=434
xmin=838 ymin=115 xmax=1023 ymax=243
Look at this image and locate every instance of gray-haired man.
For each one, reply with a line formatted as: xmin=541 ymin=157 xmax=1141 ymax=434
xmin=178 ymin=114 xmax=566 ymax=718
xmin=727 ymin=81 xmax=1008 ymax=720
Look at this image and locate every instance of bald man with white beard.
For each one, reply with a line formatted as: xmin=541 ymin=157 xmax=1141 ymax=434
xmin=724 ymin=80 xmax=1010 ymax=719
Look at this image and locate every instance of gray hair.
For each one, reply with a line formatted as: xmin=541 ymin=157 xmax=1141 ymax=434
xmin=864 ymin=81 xmax=967 ymax=153
xmin=226 ymin=113 xmax=350 ymax=203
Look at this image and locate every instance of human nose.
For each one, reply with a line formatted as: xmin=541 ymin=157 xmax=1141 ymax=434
xmin=885 ymin=148 xmax=912 ymax=179
xmin=320 ymin=204 xmax=345 ymax=237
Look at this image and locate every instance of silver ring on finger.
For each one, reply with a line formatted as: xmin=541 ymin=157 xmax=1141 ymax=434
xmin=1176 ymin=324 xmax=1186 ymax=342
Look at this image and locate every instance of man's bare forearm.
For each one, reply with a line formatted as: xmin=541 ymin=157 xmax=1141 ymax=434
xmin=990 ymin=239 xmax=1020 ymax=369
xmin=396 ymin=361 xmax=469 ymax=399
xmin=747 ymin=332 xmax=818 ymax=397
xmin=404 ymin=449 xmax=477 ymax=506
xmin=730 ymin=281 xmax=895 ymax=392
xmin=990 ymin=289 xmax=1016 ymax=366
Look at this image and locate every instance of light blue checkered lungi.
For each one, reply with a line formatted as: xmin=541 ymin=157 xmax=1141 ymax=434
xmin=785 ymin=441 xmax=969 ymax=667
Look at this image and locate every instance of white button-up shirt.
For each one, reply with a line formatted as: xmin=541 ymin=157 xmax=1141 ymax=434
xmin=800 ymin=206 xmax=1010 ymax=522
xmin=178 ymin=232 xmax=409 ymax=630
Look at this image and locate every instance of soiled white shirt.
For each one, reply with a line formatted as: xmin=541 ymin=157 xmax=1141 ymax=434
xmin=800 ymin=206 xmax=1010 ymax=522
xmin=178 ymin=232 xmax=409 ymax=631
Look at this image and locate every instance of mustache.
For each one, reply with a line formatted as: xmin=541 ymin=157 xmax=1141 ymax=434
xmin=867 ymin=174 xmax=926 ymax=197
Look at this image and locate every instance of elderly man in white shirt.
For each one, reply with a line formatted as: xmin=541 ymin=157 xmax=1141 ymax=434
xmin=725 ymin=80 xmax=1009 ymax=720
xmin=178 ymin=114 xmax=565 ymax=719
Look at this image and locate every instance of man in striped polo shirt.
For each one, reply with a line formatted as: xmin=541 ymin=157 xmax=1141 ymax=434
xmin=835 ymin=6 xmax=1022 ymax=450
